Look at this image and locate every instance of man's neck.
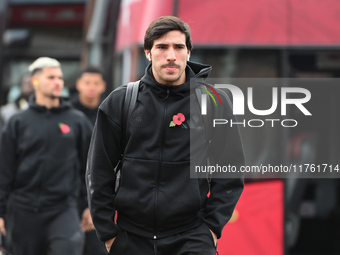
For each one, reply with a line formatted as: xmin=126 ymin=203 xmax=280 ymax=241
xmin=79 ymin=95 xmax=100 ymax=109
xmin=35 ymin=94 xmax=60 ymax=109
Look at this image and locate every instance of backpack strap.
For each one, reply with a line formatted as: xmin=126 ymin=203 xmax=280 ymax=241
xmin=123 ymin=80 xmax=140 ymax=145
xmin=115 ymin=80 xmax=140 ymax=194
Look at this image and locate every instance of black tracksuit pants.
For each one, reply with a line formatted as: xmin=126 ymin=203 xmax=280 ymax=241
xmin=108 ymin=223 xmax=217 ymax=255
xmin=5 ymin=204 xmax=84 ymax=255
xmin=84 ymin=230 xmax=107 ymax=255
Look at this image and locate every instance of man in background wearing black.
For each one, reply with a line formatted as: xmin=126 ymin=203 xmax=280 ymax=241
xmin=71 ymin=67 xmax=106 ymax=125
xmin=0 ymin=57 xmax=92 ymax=255
xmin=72 ymin=66 xmax=107 ymax=255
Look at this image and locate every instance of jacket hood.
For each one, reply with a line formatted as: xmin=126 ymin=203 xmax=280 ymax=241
xmin=29 ymin=96 xmax=72 ymax=113
xmin=140 ymin=61 xmax=212 ymax=97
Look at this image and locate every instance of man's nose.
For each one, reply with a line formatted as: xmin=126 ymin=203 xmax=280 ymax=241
xmin=55 ymin=79 xmax=63 ymax=86
xmin=167 ymin=48 xmax=176 ymax=61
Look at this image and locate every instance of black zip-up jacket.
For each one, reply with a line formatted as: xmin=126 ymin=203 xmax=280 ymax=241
xmin=0 ymin=98 xmax=92 ymax=217
xmin=71 ymin=96 xmax=98 ymax=126
xmin=86 ymin=61 xmax=244 ymax=242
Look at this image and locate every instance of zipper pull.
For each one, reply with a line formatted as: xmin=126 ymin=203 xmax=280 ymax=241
xmin=164 ymin=88 xmax=170 ymax=100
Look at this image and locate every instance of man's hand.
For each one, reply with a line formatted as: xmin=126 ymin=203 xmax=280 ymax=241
xmin=0 ymin=217 xmax=6 ymax=236
xmin=81 ymin=208 xmax=94 ymax=232
xmin=209 ymin=229 xmax=217 ymax=247
xmin=105 ymin=237 xmax=116 ymax=252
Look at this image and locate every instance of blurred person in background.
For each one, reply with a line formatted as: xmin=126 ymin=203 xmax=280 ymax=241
xmin=0 ymin=72 xmax=34 ymax=131
xmin=71 ymin=66 xmax=106 ymax=126
xmin=71 ymin=67 xmax=107 ymax=255
xmin=0 ymin=57 xmax=92 ymax=255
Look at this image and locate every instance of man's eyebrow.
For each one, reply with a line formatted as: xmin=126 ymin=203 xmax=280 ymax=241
xmin=155 ymin=43 xmax=186 ymax=47
xmin=155 ymin=43 xmax=168 ymax=47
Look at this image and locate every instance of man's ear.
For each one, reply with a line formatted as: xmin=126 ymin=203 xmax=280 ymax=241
xmin=75 ymin=79 xmax=81 ymax=91
xmin=31 ymin=76 xmax=39 ymax=89
xmin=145 ymin=50 xmax=151 ymax=61
xmin=100 ymin=81 xmax=106 ymax=93
xmin=187 ymin=51 xmax=191 ymax=61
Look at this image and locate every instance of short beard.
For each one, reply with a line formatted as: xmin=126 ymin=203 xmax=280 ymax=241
xmin=163 ymin=69 xmax=186 ymax=84
xmin=43 ymin=92 xmax=61 ymax=100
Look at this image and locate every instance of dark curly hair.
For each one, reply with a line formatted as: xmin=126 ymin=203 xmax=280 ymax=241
xmin=144 ymin=16 xmax=193 ymax=51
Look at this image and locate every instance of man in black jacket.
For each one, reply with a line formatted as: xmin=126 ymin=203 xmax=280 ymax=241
xmin=86 ymin=16 xmax=244 ymax=254
xmin=0 ymin=57 xmax=93 ymax=255
xmin=71 ymin=67 xmax=106 ymax=126
xmin=71 ymin=67 xmax=107 ymax=255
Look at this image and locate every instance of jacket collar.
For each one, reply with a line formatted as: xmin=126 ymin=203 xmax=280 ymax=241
xmin=29 ymin=96 xmax=71 ymax=113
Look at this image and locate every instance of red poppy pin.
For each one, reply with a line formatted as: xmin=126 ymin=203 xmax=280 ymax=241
xmin=59 ymin=123 xmax=70 ymax=134
xmin=169 ymin=113 xmax=187 ymax=129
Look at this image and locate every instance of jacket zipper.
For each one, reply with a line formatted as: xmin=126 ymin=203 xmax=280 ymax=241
xmin=35 ymin=111 xmax=50 ymax=212
xmin=153 ymin=88 xmax=170 ymax=241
